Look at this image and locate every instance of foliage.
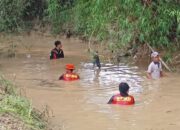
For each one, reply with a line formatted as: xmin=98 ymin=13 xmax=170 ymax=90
xmin=0 ymin=75 xmax=17 ymax=95
xmin=0 ymin=76 xmax=46 ymax=130
xmin=0 ymin=0 xmax=179 ymax=49
xmin=0 ymin=96 xmax=46 ymax=130
xmin=70 ymin=0 xmax=180 ymax=49
xmin=23 ymin=0 xmax=47 ymax=20
xmin=46 ymin=0 xmax=74 ymax=33
xmin=0 ymin=0 xmax=46 ymax=32
xmin=0 ymin=0 xmax=26 ymax=32
xmin=48 ymin=0 xmax=178 ymax=50
xmin=163 ymin=52 xmax=172 ymax=64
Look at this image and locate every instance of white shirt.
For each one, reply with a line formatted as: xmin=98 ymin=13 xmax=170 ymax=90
xmin=147 ymin=62 xmax=162 ymax=79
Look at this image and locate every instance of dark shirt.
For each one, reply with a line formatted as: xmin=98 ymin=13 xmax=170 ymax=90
xmin=50 ymin=48 xmax=64 ymax=59
xmin=93 ymin=54 xmax=101 ymax=68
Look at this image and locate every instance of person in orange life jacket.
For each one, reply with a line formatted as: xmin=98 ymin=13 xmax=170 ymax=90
xmin=50 ymin=40 xmax=64 ymax=59
xmin=59 ymin=64 xmax=80 ymax=81
xmin=108 ymin=82 xmax=135 ymax=105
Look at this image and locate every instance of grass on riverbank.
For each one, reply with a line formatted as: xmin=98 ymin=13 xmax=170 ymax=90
xmin=0 ymin=75 xmax=48 ymax=130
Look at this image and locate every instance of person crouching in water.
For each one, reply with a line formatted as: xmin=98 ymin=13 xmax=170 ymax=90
xmin=50 ymin=40 xmax=64 ymax=60
xmin=59 ymin=64 xmax=80 ymax=81
xmin=108 ymin=82 xmax=135 ymax=105
xmin=93 ymin=51 xmax=101 ymax=69
xmin=147 ymin=51 xmax=164 ymax=79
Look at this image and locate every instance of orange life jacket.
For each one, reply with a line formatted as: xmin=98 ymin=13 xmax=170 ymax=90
xmin=62 ymin=73 xmax=79 ymax=81
xmin=112 ymin=94 xmax=135 ymax=105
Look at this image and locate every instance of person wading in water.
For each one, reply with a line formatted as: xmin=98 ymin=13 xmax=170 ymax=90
xmin=108 ymin=82 xmax=135 ymax=105
xmin=147 ymin=51 xmax=164 ymax=79
xmin=50 ymin=40 xmax=64 ymax=59
xmin=59 ymin=64 xmax=80 ymax=81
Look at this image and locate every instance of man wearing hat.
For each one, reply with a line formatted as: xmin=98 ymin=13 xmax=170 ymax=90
xmin=59 ymin=64 xmax=80 ymax=81
xmin=147 ymin=51 xmax=163 ymax=79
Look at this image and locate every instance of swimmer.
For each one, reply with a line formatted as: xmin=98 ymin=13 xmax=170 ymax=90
xmin=50 ymin=40 xmax=64 ymax=59
xmin=59 ymin=64 xmax=80 ymax=81
xmin=93 ymin=51 xmax=101 ymax=69
xmin=147 ymin=51 xmax=164 ymax=79
xmin=108 ymin=82 xmax=135 ymax=105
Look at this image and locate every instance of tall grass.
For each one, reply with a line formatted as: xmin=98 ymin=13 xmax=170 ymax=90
xmin=0 ymin=76 xmax=47 ymax=130
xmin=0 ymin=0 xmax=179 ymax=50
xmin=0 ymin=0 xmax=46 ymax=32
xmin=48 ymin=0 xmax=179 ymax=50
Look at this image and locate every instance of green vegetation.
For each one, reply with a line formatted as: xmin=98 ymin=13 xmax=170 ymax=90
xmin=0 ymin=0 xmax=26 ymax=32
xmin=0 ymin=0 xmax=179 ymax=50
xmin=0 ymin=76 xmax=47 ymax=130
xmin=0 ymin=0 xmax=45 ymax=32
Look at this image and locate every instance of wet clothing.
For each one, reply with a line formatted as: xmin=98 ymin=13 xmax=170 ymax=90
xmin=108 ymin=94 xmax=135 ymax=105
xmin=93 ymin=54 xmax=101 ymax=69
xmin=147 ymin=61 xmax=162 ymax=79
xmin=50 ymin=48 xmax=64 ymax=60
xmin=59 ymin=73 xmax=80 ymax=81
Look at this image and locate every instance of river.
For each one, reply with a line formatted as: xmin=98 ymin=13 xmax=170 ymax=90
xmin=0 ymin=32 xmax=180 ymax=130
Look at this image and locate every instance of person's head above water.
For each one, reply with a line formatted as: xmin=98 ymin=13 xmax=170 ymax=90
xmin=151 ymin=51 xmax=160 ymax=62
xmin=119 ymin=82 xmax=130 ymax=97
xmin=66 ymin=64 xmax=75 ymax=73
xmin=54 ymin=40 xmax=62 ymax=49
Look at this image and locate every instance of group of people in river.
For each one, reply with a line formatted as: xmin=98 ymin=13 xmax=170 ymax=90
xmin=50 ymin=40 xmax=164 ymax=106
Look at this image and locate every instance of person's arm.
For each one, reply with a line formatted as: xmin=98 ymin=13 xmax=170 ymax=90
xmin=61 ymin=50 xmax=64 ymax=58
xmin=160 ymin=63 xmax=164 ymax=77
xmin=131 ymin=96 xmax=135 ymax=104
xmin=77 ymin=75 xmax=80 ymax=79
xmin=147 ymin=63 xmax=152 ymax=79
xmin=50 ymin=50 xmax=57 ymax=59
xmin=53 ymin=52 xmax=57 ymax=59
xmin=59 ymin=74 xmax=64 ymax=80
xmin=107 ymin=96 xmax=114 ymax=104
xmin=147 ymin=72 xmax=152 ymax=79
xmin=50 ymin=51 xmax=53 ymax=59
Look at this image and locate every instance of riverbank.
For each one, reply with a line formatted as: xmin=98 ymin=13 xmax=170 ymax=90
xmin=0 ymin=75 xmax=49 ymax=130
xmin=0 ymin=32 xmax=180 ymax=130
xmin=78 ymin=33 xmax=180 ymax=73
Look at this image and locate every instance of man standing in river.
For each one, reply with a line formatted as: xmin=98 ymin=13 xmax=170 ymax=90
xmin=50 ymin=40 xmax=64 ymax=59
xmin=147 ymin=51 xmax=164 ymax=79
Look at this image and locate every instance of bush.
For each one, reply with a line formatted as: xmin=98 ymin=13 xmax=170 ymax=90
xmin=0 ymin=0 xmax=47 ymax=32
xmin=46 ymin=0 xmax=74 ymax=33
xmin=0 ymin=0 xmax=26 ymax=32
xmin=47 ymin=0 xmax=179 ymax=50
xmin=0 ymin=0 xmax=179 ymax=49
xmin=23 ymin=0 xmax=47 ymax=21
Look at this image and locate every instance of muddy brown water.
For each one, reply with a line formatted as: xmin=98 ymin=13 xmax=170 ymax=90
xmin=0 ymin=33 xmax=180 ymax=130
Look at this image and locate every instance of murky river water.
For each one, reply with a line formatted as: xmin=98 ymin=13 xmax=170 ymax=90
xmin=0 ymin=33 xmax=180 ymax=130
